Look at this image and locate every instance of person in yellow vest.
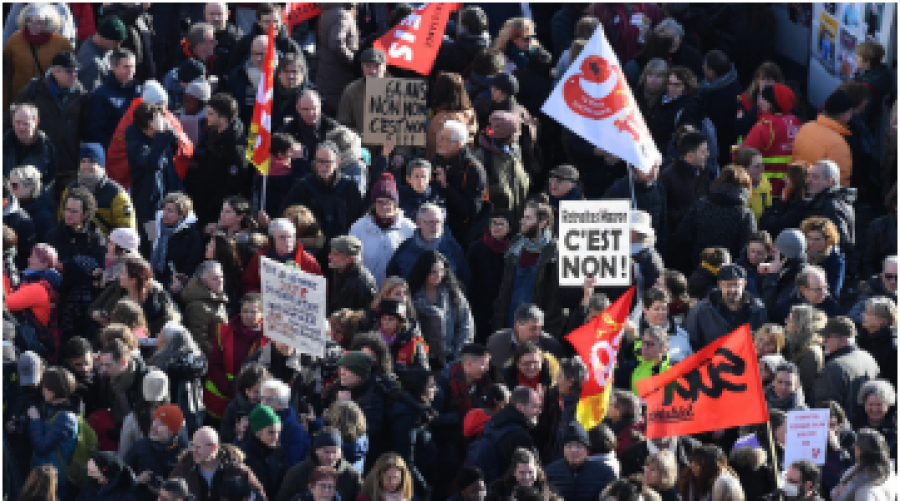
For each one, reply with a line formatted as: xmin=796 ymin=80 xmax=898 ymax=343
xmin=733 ymin=147 xmax=772 ymax=221
xmin=630 ymin=325 xmax=672 ymax=395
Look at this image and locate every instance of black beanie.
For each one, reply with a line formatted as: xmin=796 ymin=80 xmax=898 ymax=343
xmin=563 ymin=421 xmax=591 ymax=448
xmin=64 ymin=336 xmax=92 ymax=360
xmin=91 ymin=451 xmax=126 ymax=481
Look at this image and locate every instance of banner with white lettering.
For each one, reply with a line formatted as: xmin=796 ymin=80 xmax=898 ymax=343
xmin=784 ymin=409 xmax=829 ymax=466
xmin=260 ymin=256 xmax=326 ymax=358
xmin=558 ymin=200 xmax=631 ymax=287
xmin=372 ymin=3 xmax=456 ymax=75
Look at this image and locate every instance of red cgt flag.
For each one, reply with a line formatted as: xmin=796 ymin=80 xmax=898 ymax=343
xmin=283 ymin=3 xmax=321 ymax=31
xmin=372 ymin=3 xmax=454 ymax=75
xmin=636 ymin=324 xmax=769 ymax=439
xmin=246 ymin=24 xmax=275 ymax=175
xmin=566 ymin=287 xmax=635 ymax=430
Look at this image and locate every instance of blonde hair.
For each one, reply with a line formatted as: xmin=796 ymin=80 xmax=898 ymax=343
xmin=754 ymin=324 xmax=786 ymax=353
xmin=360 ymin=452 xmax=414 ymax=501
xmin=371 ymin=276 xmax=417 ymax=319
xmin=326 ymin=400 xmax=367 ymax=442
xmin=495 ymin=17 xmax=535 ymax=51
xmin=647 ymin=450 xmax=679 ymax=490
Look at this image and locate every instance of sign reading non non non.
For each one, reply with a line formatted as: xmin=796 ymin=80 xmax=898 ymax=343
xmin=363 ymin=77 xmax=428 ymax=146
xmin=558 ymin=200 xmax=631 ymax=286
xmin=260 ymin=256 xmax=326 ymax=358
xmin=784 ymin=409 xmax=829 ymax=466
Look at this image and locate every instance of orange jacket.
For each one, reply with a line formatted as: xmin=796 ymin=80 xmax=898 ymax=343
xmin=5 ymin=280 xmax=53 ymax=326
xmin=105 ymin=99 xmax=194 ymax=189
xmin=792 ymin=114 xmax=853 ymax=187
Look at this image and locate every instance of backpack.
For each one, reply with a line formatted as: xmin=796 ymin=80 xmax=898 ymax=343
xmin=302 ymin=176 xmax=350 ymax=238
xmin=465 ymin=421 xmax=519 ymax=483
xmin=47 ymin=411 xmax=98 ymax=487
xmin=675 ymin=107 xmax=719 ymax=166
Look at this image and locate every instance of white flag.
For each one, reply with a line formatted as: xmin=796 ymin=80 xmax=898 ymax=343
xmin=541 ymin=26 xmax=661 ymax=174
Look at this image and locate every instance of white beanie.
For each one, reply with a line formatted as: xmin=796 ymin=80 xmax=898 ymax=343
xmin=142 ymin=369 xmax=170 ymax=403
xmin=141 ymin=80 xmax=168 ymax=106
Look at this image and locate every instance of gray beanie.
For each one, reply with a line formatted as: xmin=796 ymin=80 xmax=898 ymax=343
xmin=774 ymin=229 xmax=806 ymax=260
xmin=142 ymin=369 xmax=170 ymax=403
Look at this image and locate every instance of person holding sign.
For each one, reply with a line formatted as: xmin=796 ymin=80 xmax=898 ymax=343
xmin=241 ymin=217 xmax=322 ymax=294
xmin=337 ymin=48 xmax=387 ymax=135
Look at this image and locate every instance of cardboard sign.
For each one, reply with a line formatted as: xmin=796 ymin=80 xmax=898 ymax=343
xmin=784 ymin=409 xmax=829 ymax=465
xmin=558 ymin=200 xmax=631 ymax=287
xmin=260 ymin=256 xmax=327 ymax=358
xmin=363 ymin=77 xmax=428 ymax=146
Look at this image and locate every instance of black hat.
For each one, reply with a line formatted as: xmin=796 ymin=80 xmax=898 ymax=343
xmin=460 ymin=343 xmax=488 ymax=357
xmin=360 ymin=48 xmax=387 ymax=65
xmin=178 ymin=59 xmax=206 ymax=84
xmin=456 ymin=466 xmax=485 ymax=490
xmin=823 ymin=90 xmax=855 ymax=116
xmin=51 ymin=51 xmax=79 ymax=70
xmin=63 ymin=336 xmax=92 ymax=360
xmin=375 ymin=298 xmax=407 ymax=321
xmin=717 ymin=264 xmax=747 ymax=281
xmin=562 ymin=421 xmax=591 ymax=448
xmin=550 ymin=164 xmax=580 ymax=182
xmin=490 ymin=73 xmax=519 ymax=96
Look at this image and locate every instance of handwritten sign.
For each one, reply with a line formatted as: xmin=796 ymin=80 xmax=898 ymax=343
xmin=558 ymin=200 xmax=631 ymax=286
xmin=784 ymin=409 xmax=829 ymax=466
xmin=260 ymin=256 xmax=327 ymax=358
xmin=363 ymin=77 xmax=428 ymax=146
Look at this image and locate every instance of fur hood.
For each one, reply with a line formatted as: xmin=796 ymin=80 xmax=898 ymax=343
xmin=176 ymin=442 xmax=245 ymax=466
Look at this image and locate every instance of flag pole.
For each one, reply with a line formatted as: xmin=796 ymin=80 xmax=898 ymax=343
xmin=261 ymin=174 xmax=268 ymax=215
xmin=765 ymin=420 xmax=783 ymax=499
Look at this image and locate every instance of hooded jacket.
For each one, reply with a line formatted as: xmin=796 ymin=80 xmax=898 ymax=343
xmin=169 ymin=443 xmax=267 ymax=501
xmin=3 ymin=30 xmax=74 ymax=107
xmin=85 ymin=73 xmax=141 ymax=149
xmin=434 ymin=31 xmax=491 ymax=76
xmin=181 ymin=275 xmax=229 ymax=352
xmin=676 ymin=183 xmax=757 ymax=268
xmin=484 ymin=404 xmax=538 ymax=478
xmin=793 ymin=114 xmax=853 ymax=187
xmin=6 ymin=267 xmax=62 ymax=327
xmin=59 ymin=176 xmax=136 ymax=237
xmin=28 ymin=399 xmax=79 ymax=489
xmin=684 ymin=288 xmax=768 ymax=351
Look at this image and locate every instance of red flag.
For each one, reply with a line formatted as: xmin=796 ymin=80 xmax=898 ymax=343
xmin=283 ymin=3 xmax=321 ymax=31
xmin=372 ymin=3 xmax=453 ymax=75
xmin=246 ymin=24 xmax=275 ymax=174
xmin=565 ymin=287 xmax=635 ymax=430
xmin=636 ymin=324 xmax=768 ymax=439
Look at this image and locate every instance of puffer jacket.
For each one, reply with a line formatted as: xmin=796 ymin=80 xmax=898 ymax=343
xmin=793 ymin=114 xmax=853 ymax=186
xmin=180 ymin=275 xmax=228 ymax=352
xmin=474 ymin=131 xmax=530 ymax=217
xmin=315 ymin=4 xmax=359 ymax=109
xmin=59 ymin=176 xmax=136 ymax=237
xmin=29 ymin=400 xmax=79 ymax=492
xmin=2 ymin=128 xmax=57 ymax=184
xmin=677 ymin=184 xmax=757 ymax=268
xmin=349 ymin=213 xmax=416 ymax=289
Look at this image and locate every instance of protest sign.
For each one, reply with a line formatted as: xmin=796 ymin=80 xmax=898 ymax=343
xmin=784 ymin=409 xmax=829 ymax=466
xmin=558 ymin=200 xmax=631 ymax=287
xmin=260 ymin=256 xmax=327 ymax=358
xmin=363 ymin=77 xmax=428 ymax=146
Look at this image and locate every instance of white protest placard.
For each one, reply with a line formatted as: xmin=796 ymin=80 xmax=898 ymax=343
xmin=784 ymin=409 xmax=829 ymax=466
xmin=558 ymin=200 xmax=631 ymax=287
xmin=260 ymin=256 xmax=327 ymax=358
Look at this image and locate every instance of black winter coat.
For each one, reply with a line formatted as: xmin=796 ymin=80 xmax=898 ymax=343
xmin=659 ymin=158 xmax=710 ymax=270
xmin=149 ymin=350 xmax=207 ymax=436
xmin=125 ymin=127 xmax=181 ymax=224
xmin=432 ymin=146 xmax=488 ymax=248
xmin=760 ymin=257 xmax=807 ymax=318
xmin=279 ymin=173 xmax=365 ymax=240
xmin=2 ymin=128 xmax=57 ymax=184
xmin=75 ymin=461 xmax=137 ymax=501
xmin=326 ymin=263 xmax=377 ymax=315
xmin=857 ymin=324 xmax=897 ymax=385
xmin=484 ymin=404 xmax=538 ymax=478
xmin=433 ymin=33 xmax=490 ymax=77
xmin=677 ymin=184 xmax=757 ymax=268
xmin=147 ymin=217 xmax=204 ymax=291
xmin=863 ymin=212 xmax=897 ymax=277
xmin=389 ymin=396 xmax=440 ymax=498
xmin=279 ymin=115 xmax=340 ymax=182
xmin=13 ymin=76 xmax=88 ymax=175
xmin=760 ymin=197 xmax=813 ymax=243
xmin=544 ymin=456 xmax=616 ymax=501
xmin=20 ymin=188 xmax=57 ymax=242
xmin=698 ymin=66 xmax=742 ymax=166
xmin=467 ymin=236 xmax=510 ymax=342
xmin=240 ymin=433 xmax=289 ymax=499
xmin=604 ymin=175 xmax=669 ymax=256
xmin=229 ymin=22 xmax=303 ymax=70
xmin=5 ymin=203 xmax=36 ymax=270
xmin=803 ymin=186 xmax=857 ymax=247
xmin=646 ymin=93 xmax=705 ymax=151
xmin=189 ymin=118 xmax=249 ymax=225
xmin=619 ymin=436 xmax=701 ymax=478
xmin=124 ymin=435 xmax=188 ymax=501
xmin=45 ymin=222 xmax=106 ymax=270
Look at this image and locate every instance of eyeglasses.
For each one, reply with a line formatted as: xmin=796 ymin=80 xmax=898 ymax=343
xmin=884 ymin=274 xmax=897 ymax=280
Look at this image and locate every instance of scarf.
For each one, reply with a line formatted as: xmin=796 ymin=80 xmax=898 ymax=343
xmin=807 ymin=248 xmax=833 ymax=264
xmin=374 ymin=213 xmax=396 ymax=230
xmin=450 ymin=362 xmax=486 ymax=417
xmin=150 ymin=221 xmax=179 ymax=273
xmin=22 ymin=30 xmax=53 ymax=45
xmin=517 ymin=371 xmax=540 ymax=389
xmin=413 ymin=231 xmax=442 ymax=252
xmin=482 ymin=233 xmax=510 ymax=253
xmin=507 ymin=229 xmax=552 ymax=257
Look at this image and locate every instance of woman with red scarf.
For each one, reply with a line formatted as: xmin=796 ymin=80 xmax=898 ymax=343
xmin=466 ymin=208 xmax=515 ymax=343
xmin=3 ymin=4 xmax=74 ymax=106
xmin=501 ymin=341 xmax=558 ymax=393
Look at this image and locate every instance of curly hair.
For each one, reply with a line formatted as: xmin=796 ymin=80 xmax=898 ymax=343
xmin=63 ymin=186 xmax=99 ymax=222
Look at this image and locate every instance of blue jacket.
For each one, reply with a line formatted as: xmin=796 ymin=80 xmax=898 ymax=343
xmin=85 ymin=74 xmax=140 ymax=149
xmin=385 ymin=231 xmax=471 ymax=290
xmin=277 ymin=407 xmax=311 ymax=469
xmin=29 ymin=403 xmax=78 ymax=491
xmin=21 ymin=187 xmax=57 ymax=241
xmin=125 ymin=126 xmax=182 ymax=224
xmin=544 ymin=457 xmax=616 ymax=501
xmin=810 ymin=248 xmax=846 ymax=299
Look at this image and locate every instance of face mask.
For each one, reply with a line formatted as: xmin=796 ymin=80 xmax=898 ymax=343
xmin=781 ymin=482 xmax=799 ymax=497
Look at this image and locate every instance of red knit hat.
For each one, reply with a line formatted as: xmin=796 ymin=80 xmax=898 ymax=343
xmin=761 ymin=83 xmax=795 ymax=114
xmin=152 ymin=404 xmax=184 ymax=435
xmin=370 ymin=173 xmax=399 ymax=203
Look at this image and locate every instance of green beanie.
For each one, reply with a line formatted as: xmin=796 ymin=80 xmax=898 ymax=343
xmin=249 ymin=404 xmax=281 ymax=433
xmin=338 ymin=351 xmax=375 ymax=379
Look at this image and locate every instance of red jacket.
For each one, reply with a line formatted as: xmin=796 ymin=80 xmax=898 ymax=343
xmin=5 ymin=280 xmax=53 ymax=326
xmin=241 ymin=243 xmax=323 ymax=295
xmin=69 ymin=4 xmax=96 ymax=42
xmin=204 ymin=316 xmax=267 ymax=418
xmin=106 ymin=99 xmax=194 ymax=189
xmin=742 ymin=112 xmax=802 ymax=194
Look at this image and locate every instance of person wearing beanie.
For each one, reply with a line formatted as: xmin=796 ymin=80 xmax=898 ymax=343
xmin=326 ymin=234 xmax=377 ymax=314
xmin=792 ymin=89 xmax=855 ymax=187
xmin=162 ymin=58 xmax=207 ymax=114
xmin=350 ymin=172 xmax=416 ymax=288
xmin=181 ymin=79 xmax=212 ymax=120
xmin=814 ymin=316 xmax=879 ymax=418
xmin=240 ymin=404 xmax=288 ymax=498
xmin=77 ymin=15 xmax=128 ymax=91
xmin=757 ymin=228 xmax=812 ymax=322
xmin=324 ymin=351 xmax=388 ymax=447
xmin=276 ymin=426 xmax=363 ymax=501
xmin=741 ymin=83 xmax=803 ymax=196
xmin=475 ymin=110 xmax=531 ymax=218
xmin=82 ymin=450 xmax=138 ymax=499
xmin=544 ymin=420 xmax=617 ymax=500
xmin=118 ymin=369 xmax=171 ymax=458
xmin=85 ymin=47 xmax=140 ymax=149
xmin=123 ymin=403 xmax=189 ymax=501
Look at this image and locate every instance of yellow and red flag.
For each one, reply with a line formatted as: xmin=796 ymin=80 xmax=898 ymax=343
xmin=636 ymin=324 xmax=768 ymax=439
xmin=247 ymin=24 xmax=275 ymax=175
xmin=565 ymin=287 xmax=634 ymax=430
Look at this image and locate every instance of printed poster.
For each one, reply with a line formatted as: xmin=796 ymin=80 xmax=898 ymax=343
xmin=558 ymin=200 xmax=631 ymax=287
xmin=260 ymin=256 xmax=327 ymax=358
xmin=838 ymin=28 xmax=858 ymax=80
xmin=816 ymin=11 xmax=840 ymax=75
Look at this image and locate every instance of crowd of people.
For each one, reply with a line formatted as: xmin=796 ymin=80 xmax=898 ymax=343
xmin=2 ymin=2 xmax=898 ymax=501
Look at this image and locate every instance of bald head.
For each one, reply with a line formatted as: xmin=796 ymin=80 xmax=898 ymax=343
xmin=250 ymin=36 xmax=268 ymax=68
xmin=190 ymin=426 xmax=220 ymax=464
xmin=204 ymin=2 xmax=228 ymax=29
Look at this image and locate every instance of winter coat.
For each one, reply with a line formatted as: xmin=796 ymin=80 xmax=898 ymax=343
xmin=29 ymin=401 xmax=79 ymax=492
xmin=385 ymin=231 xmax=471 ymax=290
xmin=473 ymin=132 xmax=531 ymax=217
xmin=45 ymin=221 xmax=106 ymax=272
xmin=748 ymin=176 xmax=774 ymax=222
xmin=2 ymin=128 xmax=57 ymax=185
xmin=771 ymin=289 xmax=841 ymax=326
xmin=426 ymin=108 xmax=478 ymax=160
xmin=229 ymin=21 xmax=302 ymax=72
xmin=315 ymin=5 xmax=359 ymax=109
xmin=275 ymin=455 xmax=362 ymax=501
xmin=324 ymin=376 xmax=388 ymax=439
xmin=589 ymin=3 xmax=665 ymax=64
xmin=349 ymin=213 xmax=416 ymax=289
xmin=205 ymin=316 xmax=265 ymax=416
xmin=486 ymin=328 xmax=562 ymax=382
xmin=149 ymin=350 xmax=207 ymax=436
xmin=241 ymin=243 xmax=323 ymax=295
xmin=76 ymin=35 xmax=110 ymax=92
xmin=759 ymin=197 xmax=812 ymax=243
xmin=398 ymin=184 xmax=445 ymax=224
xmin=75 ymin=462 xmax=137 ymax=501
xmin=660 ymin=158 xmax=710 ymax=269
xmin=851 ymin=409 xmax=897 ymax=460
xmin=535 ymin=386 xmax=579 ymax=463
xmin=219 ymin=392 xmax=256 ymax=446
xmin=684 ymin=288 xmax=768 ymax=352
xmin=494 ymin=235 xmax=566 ymax=335
xmin=793 ymin=114 xmax=853 ymax=187
xmin=803 ymin=186 xmax=857 ymax=248
xmin=789 ymin=343 xmax=825 ymax=407
xmin=467 ymin=235 xmax=509 ymax=340
xmin=85 ymin=73 xmax=140 ymax=149
xmin=604 ymin=175 xmax=669 ymax=256
xmin=433 ymin=31 xmax=491 ymax=76
xmin=647 ymin=93 xmax=705 ymax=152
xmin=677 ymin=184 xmax=757 ymax=268
xmin=169 ymin=443 xmax=268 ymax=501
xmin=227 ymin=60 xmax=261 ymax=128
xmin=545 ymin=457 xmax=616 ymax=501
xmin=147 ymin=210 xmax=204 ymax=289
xmin=863 ymin=213 xmax=897 ymax=278
xmin=832 ymin=468 xmax=900 ymax=501
xmin=189 ymin=118 xmax=249 ymax=225
xmin=240 ymin=433 xmax=289 ymax=499
xmin=125 ymin=126 xmax=182 ymax=225
xmin=699 ymin=66 xmax=743 ymax=166
xmin=123 ymin=435 xmax=188 ymax=501
xmin=389 ymin=396 xmax=440 ymax=498
xmin=327 ymin=263 xmax=377 ymax=315
xmin=854 ymin=64 xmax=894 ymax=131
xmin=857 ymin=324 xmax=897 ymax=385
xmin=484 ymin=404 xmax=538 ymax=478
xmin=413 ymin=286 xmax=474 ymax=365
xmin=808 ymin=248 xmax=846 ymax=298
xmin=180 ymin=275 xmax=229 ymax=352
xmin=275 ymin=406 xmax=311 ymax=469
xmin=847 ymin=275 xmax=897 ymax=324
xmin=619 ymin=436 xmax=701 ymax=479
xmin=13 ymin=74 xmax=88 ymax=175
xmin=760 ymin=256 xmax=807 ymax=321
xmin=764 ymin=384 xmax=808 ymax=412
xmin=90 ymin=280 xmax=181 ymax=335
xmin=814 ymin=346 xmax=879 ymax=422
xmin=742 ymin=112 xmax=803 ymax=195
xmin=336 ymin=77 xmax=367 ymax=133
xmin=5 ymin=197 xmax=36 ymax=270
xmin=3 ymin=31 xmax=74 ymax=107
xmin=278 ymin=172 xmax=365 ymax=240
xmin=59 ymin=176 xmax=136 ymax=237
xmin=279 ymin=115 xmax=340 ymax=182
xmin=6 ymin=267 xmax=62 ymax=328
xmin=100 ymin=4 xmax=155 ymax=82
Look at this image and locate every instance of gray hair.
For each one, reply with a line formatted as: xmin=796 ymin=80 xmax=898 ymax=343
xmin=654 ymin=18 xmax=685 ymax=38
xmin=858 ymin=379 xmax=897 ymax=407
xmin=187 ymin=22 xmax=215 ymax=50
xmin=148 ymin=321 xmax=201 ymax=367
xmin=796 ymin=265 xmax=828 ymax=289
xmin=261 ymin=378 xmax=292 ymax=408
xmin=643 ymin=325 xmax=669 ymax=346
xmin=17 ymin=4 xmax=62 ymax=34
xmin=252 ymin=34 xmax=268 ymax=47
xmin=514 ymin=304 xmax=544 ymax=325
xmin=416 ymin=203 xmax=444 ymax=222
xmin=884 ymin=256 xmax=898 ymax=271
xmin=865 ymin=296 xmax=897 ymax=326
xmin=268 ymin=217 xmax=296 ymax=236
xmin=8 ymin=165 xmax=42 ymax=196
xmin=587 ymin=293 xmax=611 ymax=312
xmin=196 ymin=260 xmax=222 ymax=280
xmin=406 ymin=158 xmax=432 ymax=178
xmin=442 ymin=119 xmax=468 ymax=145
xmin=816 ymin=160 xmax=841 ymax=186
xmin=315 ymin=140 xmax=341 ymax=160
xmin=647 ymin=450 xmax=679 ymax=490
xmin=640 ymin=58 xmax=669 ymax=84
xmin=9 ymin=103 xmax=39 ymax=121
xmin=299 ymin=88 xmax=321 ymax=103
xmin=325 ymin=126 xmax=362 ymax=164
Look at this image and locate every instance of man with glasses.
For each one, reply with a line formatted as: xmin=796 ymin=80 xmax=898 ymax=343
xmin=241 ymin=218 xmax=322 ymax=295
xmin=13 ymin=51 xmax=89 ymax=179
xmin=771 ymin=265 xmax=841 ymax=323
xmin=280 ymin=89 xmax=339 ymax=178
xmin=170 ymin=426 xmax=267 ymax=501
xmin=239 ymin=405 xmax=288 ymax=499
xmin=487 ymin=304 xmax=561 ymax=379
xmin=814 ymin=317 xmax=879 ymax=422
xmin=545 ymin=165 xmax=583 ymax=216
xmin=385 ymin=202 xmax=471 ymax=288
xmin=848 ymin=255 xmax=898 ymax=324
